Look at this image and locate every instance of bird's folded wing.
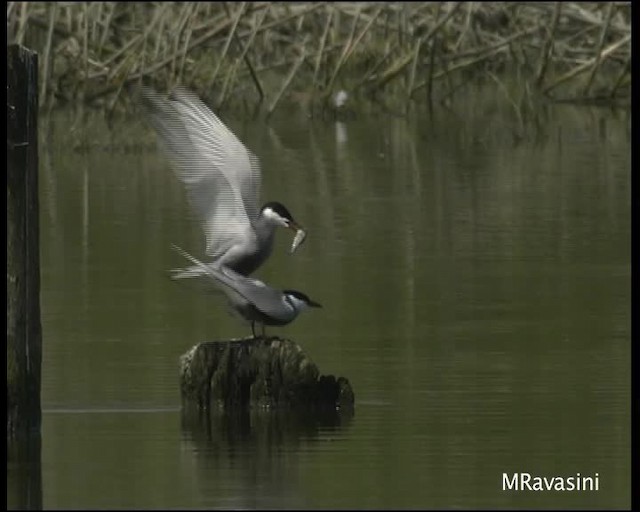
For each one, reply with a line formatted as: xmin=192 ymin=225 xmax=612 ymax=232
xmin=171 ymin=245 xmax=289 ymax=322
xmin=214 ymin=266 xmax=291 ymax=322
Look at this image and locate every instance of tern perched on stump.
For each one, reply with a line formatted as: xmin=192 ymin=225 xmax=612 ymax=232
xmin=173 ymin=245 xmax=321 ymax=337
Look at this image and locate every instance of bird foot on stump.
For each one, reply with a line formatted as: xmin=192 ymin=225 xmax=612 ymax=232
xmin=180 ymin=336 xmax=354 ymax=411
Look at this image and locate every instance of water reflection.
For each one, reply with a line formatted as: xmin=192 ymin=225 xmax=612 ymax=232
xmin=181 ymin=407 xmax=353 ymax=446
xmin=180 ymin=408 xmax=353 ymax=508
xmin=7 ymin=434 xmax=43 ymax=510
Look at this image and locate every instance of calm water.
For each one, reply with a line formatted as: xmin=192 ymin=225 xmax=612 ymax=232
xmin=8 ymin=91 xmax=631 ymax=509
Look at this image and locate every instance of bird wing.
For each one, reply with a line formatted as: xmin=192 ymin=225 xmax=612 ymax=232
xmin=140 ymin=87 xmax=262 ymax=259
xmin=215 ymin=266 xmax=292 ymax=321
xmin=172 ymin=245 xmax=290 ymax=322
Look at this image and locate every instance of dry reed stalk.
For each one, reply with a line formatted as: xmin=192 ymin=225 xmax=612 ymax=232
xmin=152 ymin=5 xmax=174 ymax=65
xmin=296 ymin=8 xmax=305 ymax=32
xmin=414 ymin=50 xmax=483 ymax=96
xmin=40 ymin=3 xmax=58 ymax=106
xmin=424 ymin=2 xmax=463 ymax=41
xmin=105 ymin=52 xmax=139 ymax=121
xmin=178 ymin=3 xmax=200 ymax=85
xmin=106 ymin=39 xmax=140 ymax=83
xmin=244 ymin=43 xmax=341 ymax=77
xmin=400 ymin=3 xmax=409 ymax=49
xmin=170 ymin=2 xmax=196 ymax=87
xmin=97 ymin=2 xmax=116 ymax=58
xmin=608 ymin=53 xmax=630 ymax=98
xmin=136 ymin=19 xmax=149 ymax=83
xmin=267 ymin=45 xmax=307 ymax=116
xmin=102 ymin=32 xmax=142 ymax=69
xmin=556 ymin=22 xmax=600 ymax=48
xmin=230 ymin=3 xmax=268 ymax=103
xmin=327 ymin=3 xmax=387 ymax=91
xmin=406 ymin=36 xmax=423 ymax=110
xmin=7 ymin=2 xmax=17 ymax=39
xmin=426 ymin=37 xmax=437 ymax=104
xmin=343 ymin=5 xmax=384 ymax=66
xmin=412 ymin=25 xmax=541 ymax=96
xmin=373 ymin=50 xmax=415 ymax=90
xmin=7 ymin=2 xmax=16 ymax=21
xmin=312 ymin=6 xmax=334 ymax=87
xmin=420 ymin=3 xmax=466 ymax=98
xmin=82 ymin=2 xmax=89 ymax=101
xmin=534 ymin=2 xmax=562 ymax=87
xmin=450 ymin=25 xmax=540 ymax=62
xmin=92 ymin=2 xmax=101 ymax=46
xmin=102 ymin=4 xmax=183 ymax=83
xmin=453 ymin=2 xmax=474 ymax=51
xmin=100 ymin=3 xmax=170 ymax=71
xmin=64 ymin=3 xmax=72 ymax=33
xmin=87 ymin=15 xmax=235 ymax=102
xmin=217 ymin=58 xmax=239 ymax=108
xmin=15 ymin=4 xmax=73 ymax=37
xmin=542 ymin=33 xmax=630 ymax=94
xmin=15 ymin=1 xmax=30 ymax=45
xmin=560 ymin=2 xmax=628 ymax=35
xmin=352 ymin=40 xmax=398 ymax=92
xmin=207 ymin=2 xmax=245 ymax=90
xmin=337 ymin=3 xmax=413 ymax=43
xmin=437 ymin=37 xmax=455 ymax=100
xmin=232 ymin=2 xmax=324 ymax=44
xmin=326 ymin=3 xmax=362 ymax=93
xmin=583 ymin=2 xmax=615 ymax=95
xmin=486 ymin=70 xmax=525 ymax=132
xmin=422 ymin=2 xmax=445 ymax=106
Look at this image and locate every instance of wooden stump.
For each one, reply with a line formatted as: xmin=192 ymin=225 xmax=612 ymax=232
xmin=180 ymin=337 xmax=354 ymax=411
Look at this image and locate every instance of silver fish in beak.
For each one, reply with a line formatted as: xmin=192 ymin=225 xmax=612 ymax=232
xmin=290 ymin=228 xmax=307 ymax=254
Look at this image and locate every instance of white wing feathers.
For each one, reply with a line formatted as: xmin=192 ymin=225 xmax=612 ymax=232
xmin=140 ymin=87 xmax=262 ymax=259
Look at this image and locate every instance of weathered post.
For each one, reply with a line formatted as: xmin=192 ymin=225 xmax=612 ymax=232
xmin=7 ymin=44 xmax=42 ymax=436
xmin=180 ymin=336 xmax=354 ymax=411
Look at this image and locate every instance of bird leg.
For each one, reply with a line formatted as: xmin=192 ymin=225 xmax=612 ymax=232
xmin=251 ymin=321 xmax=257 ymax=338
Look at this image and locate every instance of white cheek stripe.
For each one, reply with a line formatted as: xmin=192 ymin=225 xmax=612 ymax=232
xmin=262 ymin=207 xmax=274 ymax=218
xmin=285 ymin=295 xmax=308 ymax=312
xmin=263 ymin=208 xmax=287 ymax=226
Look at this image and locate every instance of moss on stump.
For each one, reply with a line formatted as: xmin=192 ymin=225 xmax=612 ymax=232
xmin=180 ymin=337 xmax=354 ymax=411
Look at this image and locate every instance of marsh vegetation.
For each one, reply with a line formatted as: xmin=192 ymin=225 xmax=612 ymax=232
xmin=7 ymin=2 xmax=631 ymax=115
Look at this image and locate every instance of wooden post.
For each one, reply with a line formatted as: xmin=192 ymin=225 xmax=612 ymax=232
xmin=7 ymin=44 xmax=42 ymax=436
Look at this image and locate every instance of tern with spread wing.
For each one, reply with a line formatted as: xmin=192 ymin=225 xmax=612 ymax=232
xmin=139 ymin=86 xmax=307 ymax=280
xmin=173 ymin=245 xmax=321 ymax=337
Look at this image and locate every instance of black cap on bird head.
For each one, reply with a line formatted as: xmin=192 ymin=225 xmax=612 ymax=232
xmin=260 ymin=201 xmax=303 ymax=232
xmin=261 ymin=201 xmax=294 ymax=221
xmin=283 ymin=290 xmax=322 ymax=308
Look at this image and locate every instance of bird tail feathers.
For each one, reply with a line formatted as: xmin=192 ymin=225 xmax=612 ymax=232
xmin=170 ymin=265 xmax=208 ymax=280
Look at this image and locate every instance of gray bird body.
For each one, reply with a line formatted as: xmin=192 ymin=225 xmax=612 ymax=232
xmin=172 ymin=214 xmax=276 ymax=279
xmin=172 ymin=245 xmax=321 ymax=334
xmin=139 ymin=86 xmax=305 ymax=280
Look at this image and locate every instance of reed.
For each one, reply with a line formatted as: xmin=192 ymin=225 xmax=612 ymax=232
xmin=6 ymin=2 xmax=630 ymax=113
